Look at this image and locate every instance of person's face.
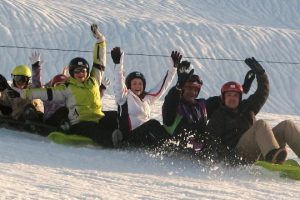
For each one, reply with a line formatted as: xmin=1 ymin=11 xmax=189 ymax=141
xmin=224 ymin=91 xmax=240 ymax=109
xmin=73 ymin=67 xmax=88 ymax=83
xmin=13 ymin=75 xmax=29 ymax=89
xmin=182 ymin=85 xmax=200 ymax=104
xmin=130 ymin=78 xmax=144 ymax=96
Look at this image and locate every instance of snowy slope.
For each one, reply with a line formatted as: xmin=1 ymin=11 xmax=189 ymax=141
xmin=0 ymin=0 xmax=300 ymax=199
xmin=1 ymin=0 xmax=300 ymax=115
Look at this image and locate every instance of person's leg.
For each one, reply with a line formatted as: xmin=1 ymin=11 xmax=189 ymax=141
xmin=272 ymin=120 xmax=300 ymax=157
xmin=236 ymin=119 xmax=280 ymax=162
xmin=70 ymin=121 xmax=114 ymax=147
xmin=21 ymin=103 xmax=43 ymax=122
xmin=100 ymin=111 xmax=118 ymax=130
xmin=129 ymin=119 xmax=169 ymax=147
xmin=44 ymin=107 xmax=69 ymax=127
xmin=0 ymin=104 xmax=12 ymax=116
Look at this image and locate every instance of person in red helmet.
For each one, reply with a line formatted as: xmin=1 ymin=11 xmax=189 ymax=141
xmin=26 ymin=51 xmax=69 ymax=128
xmin=206 ymin=57 xmax=300 ymax=165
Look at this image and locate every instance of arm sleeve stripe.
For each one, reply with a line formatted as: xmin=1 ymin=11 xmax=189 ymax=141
xmin=46 ymin=88 xmax=53 ymax=101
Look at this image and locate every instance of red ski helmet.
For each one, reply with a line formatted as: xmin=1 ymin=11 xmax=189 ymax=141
xmin=51 ymin=74 xmax=68 ymax=86
xmin=221 ymin=81 xmax=243 ymax=102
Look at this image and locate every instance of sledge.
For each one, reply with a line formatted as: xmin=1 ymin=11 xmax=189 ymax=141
xmin=0 ymin=116 xmax=57 ymax=136
xmin=255 ymin=159 xmax=300 ymax=181
xmin=47 ymin=131 xmax=97 ymax=146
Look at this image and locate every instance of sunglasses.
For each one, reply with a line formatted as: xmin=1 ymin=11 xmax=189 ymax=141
xmin=13 ymin=75 xmax=30 ymax=83
xmin=73 ymin=68 xmax=88 ymax=74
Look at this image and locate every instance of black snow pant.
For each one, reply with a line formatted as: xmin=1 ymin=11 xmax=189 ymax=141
xmin=127 ymin=119 xmax=169 ymax=147
xmin=0 ymin=104 xmax=12 ymax=116
xmin=44 ymin=107 xmax=69 ymax=127
xmin=70 ymin=113 xmax=118 ymax=147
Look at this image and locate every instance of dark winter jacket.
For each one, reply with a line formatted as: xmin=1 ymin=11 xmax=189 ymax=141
xmin=163 ymin=86 xmax=221 ymax=139
xmin=206 ymin=72 xmax=269 ymax=149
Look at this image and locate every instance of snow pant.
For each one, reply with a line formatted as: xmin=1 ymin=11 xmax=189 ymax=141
xmin=70 ymin=114 xmax=118 ymax=148
xmin=167 ymin=126 xmax=222 ymax=160
xmin=0 ymin=104 xmax=12 ymax=116
xmin=21 ymin=104 xmax=43 ymax=122
xmin=44 ymin=107 xmax=69 ymax=127
xmin=127 ymin=119 xmax=169 ymax=147
xmin=236 ymin=119 xmax=300 ymax=163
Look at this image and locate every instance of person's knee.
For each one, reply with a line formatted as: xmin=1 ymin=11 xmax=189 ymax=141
xmin=254 ymin=119 xmax=268 ymax=128
xmin=279 ymin=120 xmax=294 ymax=128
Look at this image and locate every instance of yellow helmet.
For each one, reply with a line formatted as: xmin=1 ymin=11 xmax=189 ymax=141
xmin=11 ymin=65 xmax=32 ymax=77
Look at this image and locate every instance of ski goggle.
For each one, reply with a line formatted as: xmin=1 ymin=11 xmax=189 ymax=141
xmin=73 ymin=67 xmax=88 ymax=74
xmin=183 ymin=81 xmax=202 ymax=90
xmin=12 ymin=75 xmax=30 ymax=83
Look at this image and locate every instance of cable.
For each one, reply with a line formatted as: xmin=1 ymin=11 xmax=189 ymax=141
xmin=1 ymin=45 xmax=300 ymax=65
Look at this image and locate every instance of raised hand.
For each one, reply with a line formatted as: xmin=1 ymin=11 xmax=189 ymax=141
xmin=176 ymin=60 xmax=194 ymax=89
xmin=29 ymin=51 xmax=43 ymax=65
xmin=171 ymin=51 xmax=182 ymax=68
xmin=91 ymin=24 xmax=102 ymax=39
xmin=111 ymin=47 xmax=122 ymax=64
xmin=245 ymin=57 xmax=265 ymax=74
xmin=242 ymin=70 xmax=255 ymax=94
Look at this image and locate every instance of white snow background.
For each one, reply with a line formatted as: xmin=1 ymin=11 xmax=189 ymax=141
xmin=0 ymin=0 xmax=300 ymax=199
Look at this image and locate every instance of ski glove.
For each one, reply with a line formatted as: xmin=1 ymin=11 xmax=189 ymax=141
xmin=6 ymin=88 xmax=20 ymax=98
xmin=176 ymin=61 xmax=194 ymax=89
xmin=29 ymin=51 xmax=43 ymax=71
xmin=91 ymin=24 xmax=103 ymax=40
xmin=171 ymin=51 xmax=182 ymax=68
xmin=0 ymin=74 xmax=10 ymax=92
xmin=245 ymin=57 xmax=265 ymax=74
xmin=111 ymin=47 xmax=122 ymax=64
xmin=242 ymin=70 xmax=255 ymax=94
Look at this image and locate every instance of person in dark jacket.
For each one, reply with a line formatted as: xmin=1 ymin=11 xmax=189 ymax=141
xmin=206 ymin=57 xmax=300 ymax=165
xmin=162 ymin=60 xmax=222 ymax=159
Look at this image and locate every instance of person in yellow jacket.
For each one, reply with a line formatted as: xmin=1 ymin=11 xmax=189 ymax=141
xmin=8 ymin=24 xmax=121 ymax=147
xmin=0 ymin=65 xmax=43 ymax=121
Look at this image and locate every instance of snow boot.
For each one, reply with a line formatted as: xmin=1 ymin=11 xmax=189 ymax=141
xmin=112 ymin=129 xmax=123 ymax=147
xmin=265 ymin=148 xmax=287 ymax=164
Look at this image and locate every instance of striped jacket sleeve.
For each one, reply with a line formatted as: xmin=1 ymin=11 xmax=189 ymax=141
xmin=146 ymin=66 xmax=176 ymax=105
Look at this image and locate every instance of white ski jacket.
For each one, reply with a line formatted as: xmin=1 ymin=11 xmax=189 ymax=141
xmin=113 ymin=55 xmax=176 ymax=132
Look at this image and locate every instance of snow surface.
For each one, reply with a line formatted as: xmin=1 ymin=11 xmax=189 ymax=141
xmin=0 ymin=0 xmax=300 ymax=199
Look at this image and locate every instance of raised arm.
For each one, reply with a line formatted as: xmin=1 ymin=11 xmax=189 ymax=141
xmin=90 ymin=24 xmax=106 ymax=85
xmin=111 ymin=47 xmax=127 ymax=105
xmin=145 ymin=51 xmax=180 ymax=104
xmin=242 ymin=57 xmax=269 ymax=114
xmin=29 ymin=52 xmax=43 ymax=88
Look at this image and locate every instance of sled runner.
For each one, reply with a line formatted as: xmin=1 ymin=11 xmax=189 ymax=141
xmin=256 ymin=159 xmax=300 ymax=181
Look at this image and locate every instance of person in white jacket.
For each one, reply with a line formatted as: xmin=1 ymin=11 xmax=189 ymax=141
xmin=110 ymin=47 xmax=181 ymax=147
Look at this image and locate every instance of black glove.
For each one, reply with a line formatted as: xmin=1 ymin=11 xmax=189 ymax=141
xmin=242 ymin=70 xmax=255 ymax=94
xmin=6 ymin=88 xmax=20 ymax=98
xmin=244 ymin=57 xmax=265 ymax=74
xmin=176 ymin=61 xmax=194 ymax=89
xmin=171 ymin=51 xmax=182 ymax=68
xmin=111 ymin=47 xmax=122 ymax=64
xmin=0 ymin=74 xmax=10 ymax=92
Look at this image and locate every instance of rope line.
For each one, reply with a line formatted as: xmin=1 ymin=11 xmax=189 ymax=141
xmin=1 ymin=45 xmax=300 ymax=65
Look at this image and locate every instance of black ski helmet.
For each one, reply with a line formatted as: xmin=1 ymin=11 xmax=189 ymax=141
xmin=125 ymin=71 xmax=146 ymax=91
xmin=68 ymin=57 xmax=90 ymax=77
